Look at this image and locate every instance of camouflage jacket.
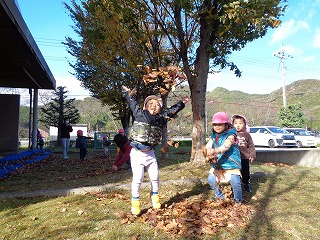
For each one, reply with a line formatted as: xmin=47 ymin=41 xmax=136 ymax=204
xmin=124 ymin=92 xmax=185 ymax=146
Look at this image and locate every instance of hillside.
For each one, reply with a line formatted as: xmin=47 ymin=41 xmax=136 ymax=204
xmin=206 ymin=79 xmax=320 ymax=129
xmin=19 ymin=79 xmax=319 ymax=138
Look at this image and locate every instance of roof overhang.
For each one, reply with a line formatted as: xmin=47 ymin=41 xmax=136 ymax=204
xmin=0 ymin=0 xmax=56 ymax=89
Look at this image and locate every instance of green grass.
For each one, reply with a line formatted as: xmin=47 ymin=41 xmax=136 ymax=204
xmin=0 ymin=146 xmax=319 ymax=239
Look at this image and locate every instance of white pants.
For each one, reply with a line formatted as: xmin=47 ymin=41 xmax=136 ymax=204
xmin=130 ymin=147 xmax=159 ymax=198
xmin=61 ymin=138 xmax=70 ymax=158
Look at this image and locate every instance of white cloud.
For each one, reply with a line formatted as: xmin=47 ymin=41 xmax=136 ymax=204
xmin=300 ymin=55 xmax=316 ymax=62
xmin=312 ymin=28 xmax=320 ymax=48
xmin=55 ymin=75 xmax=91 ymax=100
xmin=270 ymin=19 xmax=309 ymax=44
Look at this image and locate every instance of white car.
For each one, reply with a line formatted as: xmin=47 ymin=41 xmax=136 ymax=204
xmin=249 ymin=126 xmax=297 ymax=148
xmin=283 ymin=128 xmax=317 ymax=148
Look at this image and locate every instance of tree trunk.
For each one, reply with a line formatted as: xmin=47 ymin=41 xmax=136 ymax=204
xmin=120 ymin=107 xmax=131 ymax=136
xmin=57 ymin=88 xmax=64 ymax=147
xmin=161 ymin=94 xmax=169 ymax=160
xmin=189 ymin=74 xmax=207 ymax=162
xmin=187 ymin=19 xmax=211 ymax=162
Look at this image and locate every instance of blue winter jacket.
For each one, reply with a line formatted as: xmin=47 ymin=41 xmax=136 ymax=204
xmin=210 ymin=127 xmax=241 ymax=170
xmin=76 ymin=136 xmax=87 ymax=149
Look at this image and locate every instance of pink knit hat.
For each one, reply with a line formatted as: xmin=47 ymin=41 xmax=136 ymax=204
xmin=212 ymin=112 xmax=229 ymax=124
xmin=118 ymin=128 xmax=125 ymax=133
xmin=232 ymin=114 xmax=250 ymax=133
xmin=77 ymin=130 xmax=83 ymax=136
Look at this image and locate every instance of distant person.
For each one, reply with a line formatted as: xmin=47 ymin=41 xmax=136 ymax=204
xmin=118 ymin=128 xmax=126 ymax=137
xmin=112 ymin=133 xmax=132 ymax=172
xmin=122 ymin=85 xmax=190 ymax=215
xmin=232 ymin=114 xmax=256 ymax=193
xmin=37 ymin=133 xmax=44 ymax=152
xmin=36 ymin=129 xmax=41 ymax=149
xmin=204 ymin=112 xmax=242 ymax=204
xmin=60 ymin=117 xmax=73 ymax=159
xmin=76 ymin=130 xmax=87 ymax=161
xmin=103 ymin=135 xmax=111 ymax=156
xmin=116 ymin=128 xmax=127 ymax=154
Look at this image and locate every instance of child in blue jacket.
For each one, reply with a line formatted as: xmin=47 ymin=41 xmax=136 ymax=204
xmin=204 ymin=112 xmax=242 ymax=203
xmin=76 ymin=130 xmax=87 ymax=161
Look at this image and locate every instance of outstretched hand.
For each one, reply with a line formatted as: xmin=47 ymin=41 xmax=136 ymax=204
xmin=122 ymin=85 xmax=130 ymax=92
xmin=122 ymin=85 xmax=136 ymax=96
xmin=182 ymin=96 xmax=190 ymax=104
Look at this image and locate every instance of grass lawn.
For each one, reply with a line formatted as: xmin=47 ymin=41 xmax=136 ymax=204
xmin=0 ymin=146 xmax=319 ymax=239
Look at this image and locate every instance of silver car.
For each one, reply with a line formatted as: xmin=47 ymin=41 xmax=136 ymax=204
xmin=249 ymin=126 xmax=297 ymax=148
xmin=283 ymin=128 xmax=317 ymax=148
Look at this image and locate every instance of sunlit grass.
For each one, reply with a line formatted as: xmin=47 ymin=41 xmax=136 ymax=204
xmin=0 ymin=147 xmax=319 ymax=239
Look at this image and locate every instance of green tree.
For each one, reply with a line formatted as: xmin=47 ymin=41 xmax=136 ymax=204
xmin=40 ymin=86 xmax=80 ymax=145
xmin=74 ymin=97 xmax=121 ymax=132
xmin=20 ymin=106 xmax=30 ymax=128
xmin=64 ymin=0 xmax=286 ymax=162
xmin=278 ymin=104 xmax=307 ymax=128
xmin=63 ymin=0 xmax=181 ymax=132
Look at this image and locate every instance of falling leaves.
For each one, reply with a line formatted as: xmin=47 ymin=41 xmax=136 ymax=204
xmin=140 ymin=64 xmax=187 ymax=95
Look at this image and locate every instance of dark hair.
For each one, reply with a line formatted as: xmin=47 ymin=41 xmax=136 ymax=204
xmin=113 ymin=134 xmax=128 ymax=148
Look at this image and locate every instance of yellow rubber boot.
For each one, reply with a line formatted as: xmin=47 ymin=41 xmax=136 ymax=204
xmin=131 ymin=199 xmax=141 ymax=215
xmin=151 ymin=194 xmax=161 ymax=209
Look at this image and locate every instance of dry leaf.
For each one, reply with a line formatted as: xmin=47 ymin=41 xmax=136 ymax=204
xmin=161 ymin=147 xmax=168 ymax=153
xmin=78 ymin=210 xmax=84 ymax=215
xmin=61 ymin=208 xmax=67 ymax=212
xmin=121 ymin=217 xmax=129 ymax=224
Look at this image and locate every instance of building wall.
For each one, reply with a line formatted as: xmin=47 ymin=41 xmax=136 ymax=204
xmin=50 ymin=124 xmax=88 ymax=141
xmin=0 ymin=94 xmax=20 ymax=152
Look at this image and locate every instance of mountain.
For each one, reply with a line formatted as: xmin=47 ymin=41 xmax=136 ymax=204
xmin=206 ymin=79 xmax=320 ymax=130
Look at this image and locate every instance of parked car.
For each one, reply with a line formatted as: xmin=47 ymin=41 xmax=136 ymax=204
xmin=249 ymin=126 xmax=297 ymax=148
xmin=283 ymin=128 xmax=317 ymax=148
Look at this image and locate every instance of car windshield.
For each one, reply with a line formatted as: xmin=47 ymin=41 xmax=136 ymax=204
xmin=268 ymin=127 xmax=289 ymax=134
xmin=291 ymin=129 xmax=310 ymax=136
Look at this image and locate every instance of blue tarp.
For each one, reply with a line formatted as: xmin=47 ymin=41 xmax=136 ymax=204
xmin=0 ymin=149 xmax=52 ymax=179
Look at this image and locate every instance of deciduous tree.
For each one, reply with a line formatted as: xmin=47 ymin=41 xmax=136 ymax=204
xmin=64 ymin=0 xmax=286 ymax=162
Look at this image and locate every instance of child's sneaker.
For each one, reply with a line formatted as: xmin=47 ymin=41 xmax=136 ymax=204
xmin=151 ymin=194 xmax=161 ymax=209
xmin=244 ymin=184 xmax=252 ymax=193
xmin=131 ymin=199 xmax=141 ymax=215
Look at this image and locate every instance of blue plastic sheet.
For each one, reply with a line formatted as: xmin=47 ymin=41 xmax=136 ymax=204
xmin=0 ymin=149 xmax=52 ymax=179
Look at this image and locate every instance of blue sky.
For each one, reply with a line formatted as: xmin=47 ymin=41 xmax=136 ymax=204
xmin=16 ymin=0 xmax=320 ymax=98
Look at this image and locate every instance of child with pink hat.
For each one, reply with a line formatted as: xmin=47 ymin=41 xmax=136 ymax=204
xmin=204 ymin=112 xmax=242 ymax=204
xmin=76 ymin=129 xmax=87 ymax=161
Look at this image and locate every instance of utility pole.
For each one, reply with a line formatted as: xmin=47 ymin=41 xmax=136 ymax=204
xmin=274 ymin=44 xmax=292 ymax=108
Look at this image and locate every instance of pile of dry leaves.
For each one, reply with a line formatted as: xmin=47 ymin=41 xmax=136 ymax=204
xmin=116 ymin=188 xmax=254 ymax=238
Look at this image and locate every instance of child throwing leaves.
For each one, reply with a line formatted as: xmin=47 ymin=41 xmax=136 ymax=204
xmin=204 ymin=112 xmax=242 ymax=203
xmin=122 ymin=85 xmax=190 ymax=215
xmin=232 ymin=114 xmax=256 ymax=193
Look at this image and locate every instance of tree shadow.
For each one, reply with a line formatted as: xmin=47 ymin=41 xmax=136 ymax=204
xmin=239 ymin=167 xmax=309 ymax=239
